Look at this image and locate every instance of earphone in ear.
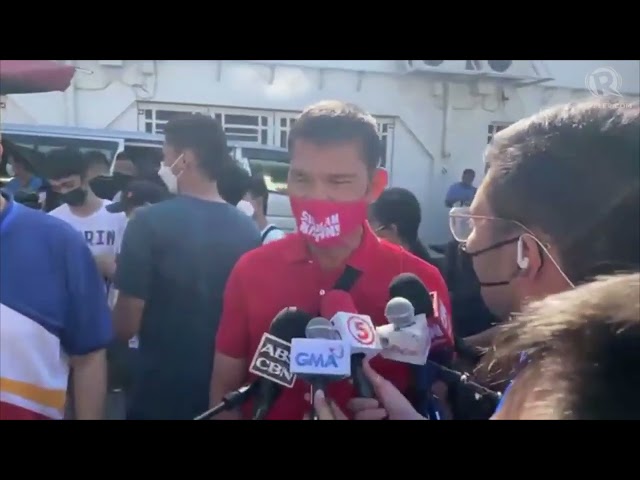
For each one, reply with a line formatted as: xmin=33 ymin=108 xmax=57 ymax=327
xmin=516 ymin=236 xmax=530 ymax=270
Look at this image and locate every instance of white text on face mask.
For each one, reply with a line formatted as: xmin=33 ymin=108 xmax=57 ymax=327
xmin=299 ymin=211 xmax=341 ymax=242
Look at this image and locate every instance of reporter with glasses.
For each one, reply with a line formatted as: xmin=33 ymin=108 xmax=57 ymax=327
xmin=309 ymin=97 xmax=640 ymax=420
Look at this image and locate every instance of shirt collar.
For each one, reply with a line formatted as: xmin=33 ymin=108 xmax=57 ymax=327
xmin=283 ymin=222 xmax=381 ymax=272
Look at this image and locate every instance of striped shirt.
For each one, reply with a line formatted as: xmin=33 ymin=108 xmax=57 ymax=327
xmin=0 ymin=194 xmax=112 ymax=420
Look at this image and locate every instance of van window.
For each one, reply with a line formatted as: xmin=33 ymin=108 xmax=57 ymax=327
xmin=240 ymin=147 xmax=289 ymax=194
xmin=2 ymin=133 xmax=120 ymax=163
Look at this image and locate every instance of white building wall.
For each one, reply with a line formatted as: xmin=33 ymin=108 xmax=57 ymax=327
xmin=2 ymin=60 xmax=638 ymax=243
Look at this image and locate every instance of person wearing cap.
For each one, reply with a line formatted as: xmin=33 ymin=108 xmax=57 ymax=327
xmin=106 ymin=180 xmax=171 ymax=219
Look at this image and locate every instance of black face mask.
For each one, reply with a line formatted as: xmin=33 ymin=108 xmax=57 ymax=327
xmin=464 ymin=237 xmax=521 ymax=287
xmin=90 ymin=173 xmax=132 ymax=200
xmin=59 ymin=187 xmax=88 ymax=207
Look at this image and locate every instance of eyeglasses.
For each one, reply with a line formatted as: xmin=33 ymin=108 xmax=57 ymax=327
xmin=448 ymin=206 xmax=529 ymax=243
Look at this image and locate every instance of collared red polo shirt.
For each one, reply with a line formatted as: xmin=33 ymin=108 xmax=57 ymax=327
xmin=215 ymin=223 xmax=453 ymax=420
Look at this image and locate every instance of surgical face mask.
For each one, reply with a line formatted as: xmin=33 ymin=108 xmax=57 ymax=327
xmin=6 ymin=163 xmax=15 ymax=177
xmin=158 ymin=154 xmax=183 ymax=193
xmin=237 ymin=199 xmax=255 ymax=217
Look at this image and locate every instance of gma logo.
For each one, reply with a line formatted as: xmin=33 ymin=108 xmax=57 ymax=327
xmin=295 ymin=346 xmax=345 ymax=369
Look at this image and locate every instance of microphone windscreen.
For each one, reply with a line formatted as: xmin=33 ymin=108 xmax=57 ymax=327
xmin=320 ymin=290 xmax=358 ymax=320
xmin=389 ymin=273 xmax=434 ymax=317
xmin=384 ymin=297 xmax=415 ymax=326
xmin=269 ymin=307 xmax=313 ymax=343
xmin=305 ymin=317 xmax=341 ymax=340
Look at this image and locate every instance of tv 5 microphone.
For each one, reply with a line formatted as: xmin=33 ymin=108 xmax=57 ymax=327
xmin=321 ymin=290 xmax=382 ymax=399
xmin=194 ymin=307 xmax=312 ymax=420
xmin=290 ymin=317 xmax=351 ymax=419
xmin=377 ymin=296 xmax=431 ymax=365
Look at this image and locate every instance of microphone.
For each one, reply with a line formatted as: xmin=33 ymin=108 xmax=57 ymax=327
xmin=321 ymin=291 xmax=382 ymax=399
xmin=290 ymin=317 xmax=351 ymax=419
xmin=386 ymin=274 xmax=501 ymax=409
xmin=388 ymin=273 xmax=453 ymax=347
xmin=194 ymin=307 xmax=312 ymax=420
xmin=377 ymin=296 xmax=431 ymax=365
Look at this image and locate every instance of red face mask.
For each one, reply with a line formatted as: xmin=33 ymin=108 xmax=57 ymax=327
xmin=290 ymin=196 xmax=368 ymax=248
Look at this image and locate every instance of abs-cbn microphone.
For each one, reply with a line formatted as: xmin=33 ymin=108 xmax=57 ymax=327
xmin=321 ymin=291 xmax=382 ymax=399
xmin=194 ymin=307 xmax=312 ymax=420
xmin=290 ymin=317 xmax=351 ymax=419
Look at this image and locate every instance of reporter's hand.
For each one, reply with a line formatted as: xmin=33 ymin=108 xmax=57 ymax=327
xmin=348 ymin=359 xmax=425 ymax=421
xmin=303 ymin=390 xmax=348 ymax=420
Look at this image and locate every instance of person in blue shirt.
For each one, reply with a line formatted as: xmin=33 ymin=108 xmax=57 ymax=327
xmin=444 ymin=168 xmax=476 ymax=208
xmin=3 ymin=153 xmax=43 ymax=196
xmin=0 ymin=137 xmax=112 ymax=420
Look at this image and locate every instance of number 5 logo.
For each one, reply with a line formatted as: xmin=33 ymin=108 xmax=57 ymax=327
xmin=347 ymin=316 xmax=375 ymax=345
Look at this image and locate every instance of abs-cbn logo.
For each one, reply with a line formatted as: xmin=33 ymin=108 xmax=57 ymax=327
xmin=299 ymin=211 xmax=340 ymax=242
xmin=249 ymin=333 xmax=296 ymax=388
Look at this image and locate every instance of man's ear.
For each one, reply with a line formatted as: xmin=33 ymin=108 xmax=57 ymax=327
xmin=181 ymin=149 xmax=195 ymax=171
xmin=367 ymin=168 xmax=388 ymax=202
xmin=520 ymin=234 xmax=544 ymax=280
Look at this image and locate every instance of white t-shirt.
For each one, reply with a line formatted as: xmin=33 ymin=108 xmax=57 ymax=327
xmin=261 ymin=224 xmax=286 ymax=244
xmin=49 ymin=200 xmax=127 ymax=309
xmin=49 ymin=200 xmax=128 ymax=257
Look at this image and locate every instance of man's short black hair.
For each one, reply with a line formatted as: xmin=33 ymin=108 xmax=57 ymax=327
xmin=288 ymin=100 xmax=381 ymax=170
xmin=218 ymin=163 xmax=251 ymax=206
xmin=247 ymin=173 xmax=269 ymax=215
xmin=42 ymin=147 xmax=87 ymax=180
xmin=462 ymin=168 xmax=475 ymax=176
xmin=85 ymin=150 xmax=109 ymax=167
xmin=164 ymin=113 xmax=233 ymax=181
xmin=484 ymin=98 xmax=640 ymax=283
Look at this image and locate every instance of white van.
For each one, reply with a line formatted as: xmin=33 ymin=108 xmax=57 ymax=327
xmin=0 ymin=123 xmax=294 ymax=231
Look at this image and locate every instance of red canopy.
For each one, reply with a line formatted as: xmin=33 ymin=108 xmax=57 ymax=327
xmin=0 ymin=60 xmax=76 ymax=95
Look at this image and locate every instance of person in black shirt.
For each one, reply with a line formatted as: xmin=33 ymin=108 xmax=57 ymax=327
xmin=368 ymin=187 xmax=434 ymax=264
xmin=112 ymin=114 xmax=261 ymax=420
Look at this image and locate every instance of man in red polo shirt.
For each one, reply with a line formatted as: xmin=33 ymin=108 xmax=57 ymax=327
xmin=210 ymin=100 xmax=453 ymax=420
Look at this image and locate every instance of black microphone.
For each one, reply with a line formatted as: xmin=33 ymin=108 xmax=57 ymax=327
xmin=194 ymin=307 xmax=312 ymax=420
xmin=389 ymin=273 xmax=435 ymax=318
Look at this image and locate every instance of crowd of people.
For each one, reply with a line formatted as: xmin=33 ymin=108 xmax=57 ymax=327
xmin=0 ymin=95 xmax=638 ymax=420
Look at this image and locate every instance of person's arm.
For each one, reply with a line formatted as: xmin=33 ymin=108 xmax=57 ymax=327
xmin=444 ymin=184 xmax=459 ymax=208
xmin=96 ymin=213 xmax=128 ymax=280
xmin=465 ymin=325 xmax=500 ymax=350
xmin=112 ymin=212 xmax=153 ymax=342
xmin=61 ymin=231 xmax=113 ymax=420
xmin=210 ymin=259 xmax=252 ymax=419
xmin=94 ymin=254 xmax=117 ymax=280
